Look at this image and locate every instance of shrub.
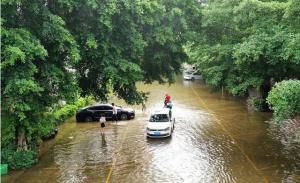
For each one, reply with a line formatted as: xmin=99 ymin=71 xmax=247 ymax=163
xmin=51 ymin=96 xmax=92 ymax=126
xmin=1 ymin=144 xmax=38 ymax=170
xmin=43 ymin=97 xmax=93 ymax=137
xmin=267 ymin=80 xmax=300 ymax=123
xmin=253 ymin=97 xmax=269 ymax=112
xmin=53 ymin=105 xmax=78 ymax=125
xmin=75 ymin=96 xmax=93 ymax=107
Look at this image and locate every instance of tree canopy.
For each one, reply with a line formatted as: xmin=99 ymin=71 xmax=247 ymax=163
xmin=185 ymin=0 xmax=300 ymax=96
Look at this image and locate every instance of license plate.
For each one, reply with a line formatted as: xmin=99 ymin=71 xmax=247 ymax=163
xmin=154 ymin=132 xmax=161 ymax=135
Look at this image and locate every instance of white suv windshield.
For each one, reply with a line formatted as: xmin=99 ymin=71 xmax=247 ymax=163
xmin=149 ymin=114 xmax=169 ymax=122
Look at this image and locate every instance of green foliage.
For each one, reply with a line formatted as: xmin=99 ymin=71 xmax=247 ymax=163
xmin=52 ymin=105 xmax=78 ymax=125
xmin=53 ymin=0 xmax=201 ymax=104
xmin=75 ymin=96 xmax=93 ymax=108
xmin=1 ymin=144 xmax=38 ymax=170
xmin=1 ymin=114 xmax=18 ymax=148
xmin=283 ymin=0 xmax=300 ymax=32
xmin=234 ymin=0 xmax=287 ymax=34
xmin=267 ymin=80 xmax=300 ymax=122
xmin=1 ymin=0 xmax=80 ymax=151
xmin=185 ymin=0 xmax=300 ymax=97
xmin=253 ymin=97 xmax=269 ymax=112
xmin=47 ymin=96 xmax=92 ymax=128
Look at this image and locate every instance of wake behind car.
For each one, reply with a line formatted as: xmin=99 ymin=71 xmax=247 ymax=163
xmin=146 ymin=108 xmax=175 ymax=138
xmin=76 ymin=103 xmax=135 ymax=122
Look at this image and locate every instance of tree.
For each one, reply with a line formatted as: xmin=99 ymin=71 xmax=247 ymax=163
xmin=185 ymin=0 xmax=300 ymax=97
xmin=1 ymin=0 xmax=80 ymax=150
xmin=50 ymin=0 xmax=200 ymax=104
xmin=185 ymin=0 xmax=242 ymax=93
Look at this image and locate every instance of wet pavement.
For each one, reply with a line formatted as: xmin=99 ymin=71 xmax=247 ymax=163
xmin=2 ymin=78 xmax=300 ymax=183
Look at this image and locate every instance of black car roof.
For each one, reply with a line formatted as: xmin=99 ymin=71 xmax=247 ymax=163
xmin=90 ymin=103 xmax=111 ymax=106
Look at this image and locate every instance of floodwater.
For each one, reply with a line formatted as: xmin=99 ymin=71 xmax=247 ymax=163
xmin=3 ymin=78 xmax=300 ymax=183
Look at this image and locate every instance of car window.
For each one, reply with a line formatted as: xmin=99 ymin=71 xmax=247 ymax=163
xmin=89 ymin=106 xmax=101 ymax=111
xmin=89 ymin=107 xmax=96 ymax=110
xmin=103 ymin=106 xmax=113 ymax=110
xmin=149 ymin=114 xmax=169 ymax=122
xmin=193 ymin=72 xmax=200 ymax=75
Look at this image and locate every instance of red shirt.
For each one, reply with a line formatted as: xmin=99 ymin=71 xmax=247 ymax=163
xmin=165 ymin=94 xmax=171 ymax=103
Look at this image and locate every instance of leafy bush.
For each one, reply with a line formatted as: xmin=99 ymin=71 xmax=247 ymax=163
xmin=51 ymin=97 xmax=92 ymax=125
xmin=53 ymin=105 xmax=77 ymax=124
xmin=253 ymin=97 xmax=269 ymax=112
xmin=267 ymin=80 xmax=300 ymax=123
xmin=1 ymin=144 xmax=38 ymax=170
xmin=75 ymin=96 xmax=93 ymax=108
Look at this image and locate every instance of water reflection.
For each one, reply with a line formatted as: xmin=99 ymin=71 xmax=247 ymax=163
xmin=101 ymin=134 xmax=107 ymax=148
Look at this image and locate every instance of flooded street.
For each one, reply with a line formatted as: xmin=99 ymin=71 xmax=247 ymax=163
xmin=3 ymin=78 xmax=300 ymax=183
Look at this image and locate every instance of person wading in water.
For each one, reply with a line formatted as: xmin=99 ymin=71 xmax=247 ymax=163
xmin=99 ymin=114 xmax=106 ymax=135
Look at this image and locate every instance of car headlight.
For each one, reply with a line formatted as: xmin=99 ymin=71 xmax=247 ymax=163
xmin=146 ymin=127 xmax=150 ymax=131
xmin=164 ymin=127 xmax=170 ymax=131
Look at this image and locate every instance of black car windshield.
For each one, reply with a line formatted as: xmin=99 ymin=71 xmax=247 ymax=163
xmin=149 ymin=114 xmax=169 ymax=122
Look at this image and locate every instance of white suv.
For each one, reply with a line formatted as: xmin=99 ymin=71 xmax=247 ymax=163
xmin=146 ymin=108 xmax=175 ymax=138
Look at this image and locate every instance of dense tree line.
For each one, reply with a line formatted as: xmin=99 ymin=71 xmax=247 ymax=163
xmin=185 ymin=0 xmax=300 ymax=97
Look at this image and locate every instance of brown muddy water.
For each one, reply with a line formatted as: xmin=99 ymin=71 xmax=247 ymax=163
xmin=2 ymin=78 xmax=300 ymax=183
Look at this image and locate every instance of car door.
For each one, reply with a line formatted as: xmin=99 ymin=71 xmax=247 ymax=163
xmin=103 ymin=105 xmax=113 ymax=119
xmin=91 ymin=106 xmax=104 ymax=120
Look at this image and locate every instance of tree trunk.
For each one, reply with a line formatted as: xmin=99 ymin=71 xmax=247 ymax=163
xmin=17 ymin=128 xmax=28 ymax=151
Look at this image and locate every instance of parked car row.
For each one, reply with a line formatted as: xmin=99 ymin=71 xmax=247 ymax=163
xmin=76 ymin=103 xmax=135 ymax=122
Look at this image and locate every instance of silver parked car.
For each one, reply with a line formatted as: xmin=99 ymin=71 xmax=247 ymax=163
xmin=183 ymin=71 xmax=203 ymax=80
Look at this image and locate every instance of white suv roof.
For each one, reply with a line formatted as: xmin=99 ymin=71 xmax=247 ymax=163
xmin=151 ymin=108 xmax=170 ymax=115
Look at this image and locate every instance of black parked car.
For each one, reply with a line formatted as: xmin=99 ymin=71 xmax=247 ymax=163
xmin=76 ymin=103 xmax=135 ymax=122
